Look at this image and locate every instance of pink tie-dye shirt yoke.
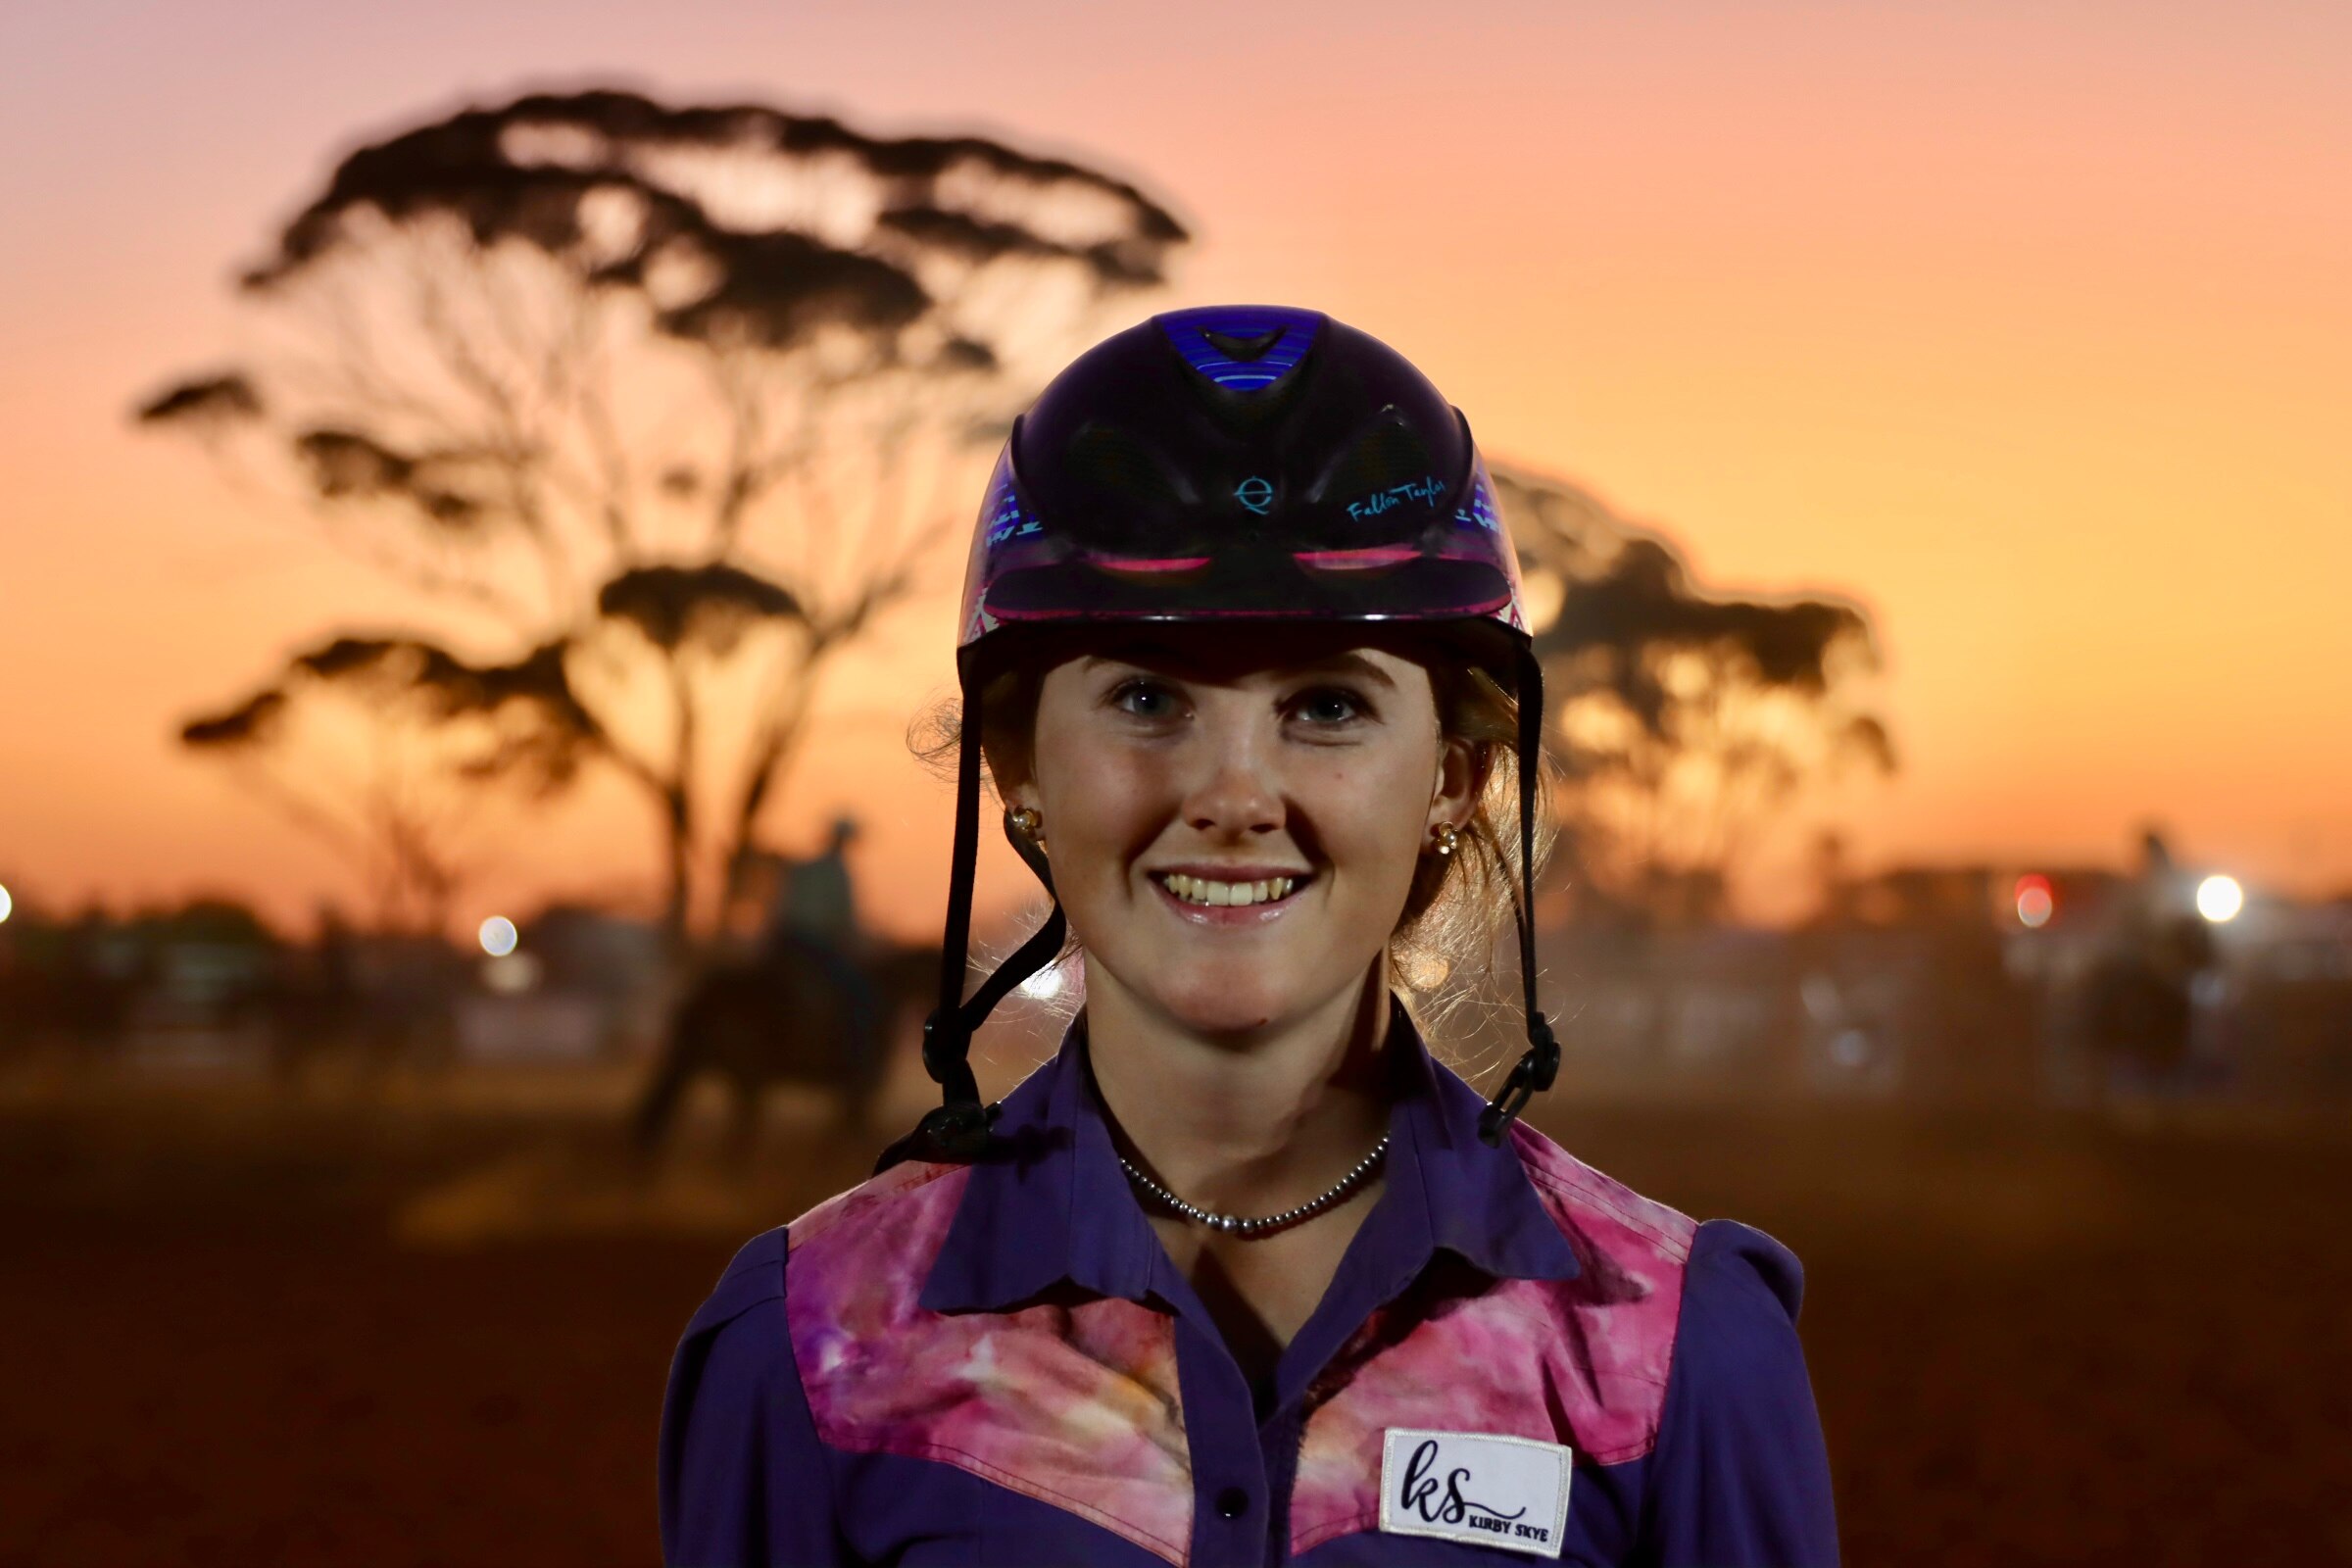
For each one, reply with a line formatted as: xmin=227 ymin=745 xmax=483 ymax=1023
xmin=1287 ymin=1118 xmax=1698 ymax=1556
xmin=783 ymin=1154 xmax=1196 ymax=1565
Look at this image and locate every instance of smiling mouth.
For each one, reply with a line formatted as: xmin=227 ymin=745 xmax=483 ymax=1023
xmin=1151 ymin=871 xmax=1312 ymax=909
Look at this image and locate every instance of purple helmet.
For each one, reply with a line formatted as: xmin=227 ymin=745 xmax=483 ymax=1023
xmin=883 ymin=306 xmax=1558 ymax=1171
xmin=956 ymin=305 xmax=1529 ymax=678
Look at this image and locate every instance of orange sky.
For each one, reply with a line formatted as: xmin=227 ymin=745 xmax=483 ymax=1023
xmin=2 ymin=0 xmax=2347 ymax=940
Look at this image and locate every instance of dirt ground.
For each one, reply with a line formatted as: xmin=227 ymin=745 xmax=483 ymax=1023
xmin=3 ymin=1048 xmax=2348 ymax=1567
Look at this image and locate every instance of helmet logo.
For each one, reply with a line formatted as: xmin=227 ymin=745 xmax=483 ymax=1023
xmin=1235 ymin=475 xmax=1275 ymax=514
xmin=1345 ymin=474 xmax=1446 ymax=520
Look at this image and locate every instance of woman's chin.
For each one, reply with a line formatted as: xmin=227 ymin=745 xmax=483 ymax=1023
xmin=1143 ymin=966 xmax=1324 ymax=1037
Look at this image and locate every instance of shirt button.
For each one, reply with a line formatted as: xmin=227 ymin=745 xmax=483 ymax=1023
xmin=1215 ymin=1486 xmax=1250 ymax=1519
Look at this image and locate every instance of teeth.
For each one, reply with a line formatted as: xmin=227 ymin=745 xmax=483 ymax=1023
xmin=1162 ymin=873 xmax=1298 ymax=906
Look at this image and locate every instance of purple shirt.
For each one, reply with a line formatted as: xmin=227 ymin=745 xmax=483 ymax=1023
xmin=660 ymin=998 xmax=1838 ymax=1566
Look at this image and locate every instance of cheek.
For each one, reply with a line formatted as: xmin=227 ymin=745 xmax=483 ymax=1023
xmin=1320 ymin=728 xmax=1434 ymax=820
xmin=1332 ymin=781 xmax=1431 ymax=882
xmin=1298 ymin=755 xmax=1440 ymax=883
xmin=1032 ymin=745 xmax=1163 ymax=868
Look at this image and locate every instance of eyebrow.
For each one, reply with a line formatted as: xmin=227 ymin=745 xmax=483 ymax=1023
xmin=1080 ymin=645 xmax=1397 ymax=691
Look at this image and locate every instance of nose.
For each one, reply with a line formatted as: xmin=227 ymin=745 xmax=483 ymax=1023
xmin=1177 ymin=715 xmax=1285 ymax=841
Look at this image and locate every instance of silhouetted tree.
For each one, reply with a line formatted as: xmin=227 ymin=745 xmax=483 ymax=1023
xmin=1493 ymin=466 xmax=1895 ymax=925
xmin=139 ymin=87 xmax=1187 ymax=945
xmin=177 ymin=634 xmax=593 ymax=932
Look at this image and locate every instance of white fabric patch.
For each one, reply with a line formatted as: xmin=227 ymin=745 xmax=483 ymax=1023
xmin=1377 ymin=1428 xmax=1574 ymax=1558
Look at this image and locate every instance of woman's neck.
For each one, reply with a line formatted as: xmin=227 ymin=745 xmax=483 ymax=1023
xmin=1082 ymin=959 xmax=1396 ymax=1218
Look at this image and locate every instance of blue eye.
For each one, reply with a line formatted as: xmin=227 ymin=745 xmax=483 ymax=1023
xmin=1295 ymin=687 xmax=1366 ymax=725
xmin=1111 ymin=678 xmax=1180 ymax=718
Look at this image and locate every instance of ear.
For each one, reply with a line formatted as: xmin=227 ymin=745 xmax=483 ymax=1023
xmin=993 ymin=746 xmax=1041 ymax=816
xmin=976 ymin=664 xmax=1049 ymax=814
xmin=980 ymin=732 xmax=1038 ymax=815
xmin=1427 ymin=732 xmax=1486 ymax=836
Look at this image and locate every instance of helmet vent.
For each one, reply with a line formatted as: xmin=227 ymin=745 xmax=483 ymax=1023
xmin=1155 ymin=306 xmax=1319 ymax=392
xmin=1201 ymin=326 xmax=1285 ymax=362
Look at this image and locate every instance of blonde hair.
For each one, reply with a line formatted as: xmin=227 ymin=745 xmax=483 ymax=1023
xmin=907 ymin=650 xmax=1556 ymax=1046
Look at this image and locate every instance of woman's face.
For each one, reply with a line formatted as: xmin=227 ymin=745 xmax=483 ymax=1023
xmin=1008 ymin=626 xmax=1477 ymax=1038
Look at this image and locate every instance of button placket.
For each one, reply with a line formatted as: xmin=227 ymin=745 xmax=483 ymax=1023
xmin=1171 ymin=1306 xmax=1272 ymax=1566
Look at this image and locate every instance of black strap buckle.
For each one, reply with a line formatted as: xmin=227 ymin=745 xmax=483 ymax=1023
xmin=873 ymin=1096 xmax=1002 ymax=1173
xmin=1477 ymin=1010 xmax=1560 ymax=1146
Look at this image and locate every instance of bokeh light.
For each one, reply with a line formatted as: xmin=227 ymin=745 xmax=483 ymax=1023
xmin=477 ymin=915 xmax=518 ymax=956
xmin=483 ymin=951 xmax=542 ymax=994
xmin=2196 ymin=874 xmax=2244 ymax=923
xmin=0 ymin=882 xmax=12 ymax=923
xmin=2014 ymin=874 xmax=2054 ymax=929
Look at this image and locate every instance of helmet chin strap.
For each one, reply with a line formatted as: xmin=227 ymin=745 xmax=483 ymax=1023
xmin=1476 ymin=644 xmax=1560 ymax=1146
xmin=875 ymin=679 xmax=1063 ymax=1173
xmin=879 ymin=645 xmax=1557 ymax=1173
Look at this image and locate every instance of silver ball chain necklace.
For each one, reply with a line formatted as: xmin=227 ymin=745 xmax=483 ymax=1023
xmin=1118 ymin=1133 xmax=1391 ymax=1238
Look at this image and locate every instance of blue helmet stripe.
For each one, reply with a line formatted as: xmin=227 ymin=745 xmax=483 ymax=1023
xmin=1154 ymin=305 xmax=1320 ymax=392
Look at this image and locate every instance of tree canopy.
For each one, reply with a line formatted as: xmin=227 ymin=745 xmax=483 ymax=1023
xmin=1494 ymin=465 xmax=1896 ymax=925
xmin=141 ymin=87 xmax=1189 ymax=939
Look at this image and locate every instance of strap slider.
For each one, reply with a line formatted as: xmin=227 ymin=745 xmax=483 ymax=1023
xmin=1476 ymin=1010 xmax=1562 ymax=1146
xmin=872 ymin=1098 xmax=1003 ymax=1173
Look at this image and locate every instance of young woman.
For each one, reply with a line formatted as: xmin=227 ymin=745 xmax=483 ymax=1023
xmin=660 ymin=307 xmax=1840 ymax=1566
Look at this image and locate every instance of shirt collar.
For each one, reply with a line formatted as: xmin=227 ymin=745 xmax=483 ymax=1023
xmin=917 ymin=1010 xmax=1163 ymax=1312
xmin=918 ymin=994 xmax=1578 ymax=1316
xmin=1378 ymin=992 xmax=1582 ymax=1286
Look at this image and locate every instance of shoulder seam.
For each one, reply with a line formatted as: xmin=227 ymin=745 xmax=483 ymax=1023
xmin=681 ymin=1237 xmax=786 ymax=1344
xmin=1686 ymin=1216 xmax=1805 ymax=1322
xmin=714 ymin=1225 xmax=788 ymax=1288
xmin=785 ymin=1159 xmax=964 ymax=1251
xmin=1512 ymin=1135 xmax=1696 ymax=1261
xmin=1519 ymin=1162 xmax=1691 ymax=1258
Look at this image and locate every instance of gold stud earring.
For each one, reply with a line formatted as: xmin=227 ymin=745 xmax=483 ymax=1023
xmin=1008 ymin=806 xmax=1045 ymax=851
xmin=1431 ymin=822 xmax=1460 ymax=858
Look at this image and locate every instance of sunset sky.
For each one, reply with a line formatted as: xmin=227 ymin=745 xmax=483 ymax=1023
xmin=2 ymin=0 xmax=2346 ymax=941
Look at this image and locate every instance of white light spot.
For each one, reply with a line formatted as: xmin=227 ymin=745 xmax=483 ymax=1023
xmin=2017 ymin=886 xmax=2053 ymax=928
xmin=0 ymin=883 xmax=12 ymax=923
xmin=1018 ymin=961 xmax=1064 ymax=1001
xmin=2196 ymin=875 xmax=2243 ymax=923
xmin=478 ymin=915 xmax=519 ymax=956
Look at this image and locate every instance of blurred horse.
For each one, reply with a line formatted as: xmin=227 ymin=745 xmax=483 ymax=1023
xmin=628 ymin=935 xmax=942 ymax=1171
xmin=2078 ymin=910 xmax=2213 ymax=1098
